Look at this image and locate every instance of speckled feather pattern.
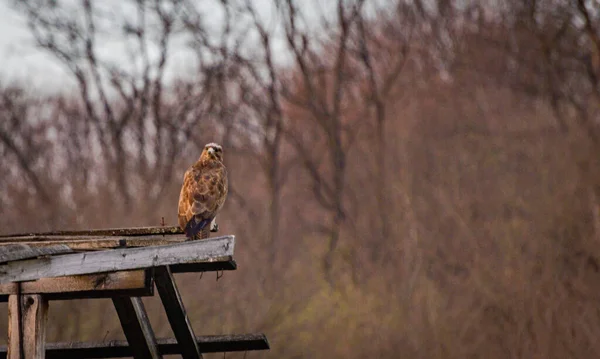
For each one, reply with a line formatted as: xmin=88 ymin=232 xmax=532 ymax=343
xmin=178 ymin=144 xmax=228 ymax=239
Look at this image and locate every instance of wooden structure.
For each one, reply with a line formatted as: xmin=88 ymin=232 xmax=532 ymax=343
xmin=0 ymin=226 xmax=269 ymax=358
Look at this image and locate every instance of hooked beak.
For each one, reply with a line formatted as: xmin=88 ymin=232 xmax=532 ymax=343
xmin=208 ymin=148 xmax=215 ymax=156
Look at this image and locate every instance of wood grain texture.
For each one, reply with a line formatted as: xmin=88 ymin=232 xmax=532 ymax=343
xmin=0 ymin=245 xmax=72 ymax=264
xmin=0 ymin=236 xmax=235 ymax=284
xmin=0 ymin=334 xmax=270 ymax=358
xmin=22 ymin=295 xmax=48 ymax=359
xmin=7 ymin=295 xmax=21 ymax=359
xmin=0 ymin=226 xmax=183 ymax=239
xmin=0 ymin=235 xmax=187 ymax=251
xmin=0 ymin=270 xmax=152 ymax=301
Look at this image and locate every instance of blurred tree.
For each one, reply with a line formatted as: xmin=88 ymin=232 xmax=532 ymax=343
xmin=3 ymin=0 xmax=600 ymax=358
xmin=15 ymin=0 xmax=221 ymax=216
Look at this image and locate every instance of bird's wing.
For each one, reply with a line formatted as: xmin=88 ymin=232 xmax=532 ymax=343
xmin=178 ymin=164 xmax=228 ymax=239
xmin=191 ymin=168 xmax=224 ymax=218
xmin=178 ymin=168 xmax=195 ymax=230
xmin=216 ymin=166 xmax=228 ymax=210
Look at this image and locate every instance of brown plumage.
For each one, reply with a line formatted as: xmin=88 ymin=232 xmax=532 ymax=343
xmin=178 ymin=143 xmax=228 ymax=240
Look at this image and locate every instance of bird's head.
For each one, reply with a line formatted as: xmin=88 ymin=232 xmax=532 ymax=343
xmin=200 ymin=142 xmax=224 ymax=163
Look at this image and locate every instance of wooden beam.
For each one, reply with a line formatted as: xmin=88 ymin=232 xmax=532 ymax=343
xmin=0 ymin=245 xmax=72 ymax=264
xmin=0 ymin=334 xmax=270 ymax=358
xmin=0 ymin=270 xmax=153 ymax=302
xmin=0 ymin=257 xmax=235 ymax=302
xmin=0 ymin=236 xmax=235 ymax=284
xmin=112 ymin=297 xmax=162 ymax=359
xmin=0 ymin=226 xmax=183 ymax=239
xmin=21 ymin=295 xmax=48 ymax=359
xmin=0 ymin=235 xmax=187 ymax=251
xmin=154 ymin=266 xmax=202 ymax=359
xmin=7 ymin=295 xmax=21 ymax=359
xmin=169 ymin=257 xmax=237 ymax=273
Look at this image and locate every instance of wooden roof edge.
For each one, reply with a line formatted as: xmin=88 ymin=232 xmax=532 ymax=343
xmin=0 ymin=232 xmax=235 ymax=258
xmin=0 ymin=226 xmax=184 ymax=239
xmin=0 ymin=244 xmax=73 ymax=264
xmin=0 ymin=234 xmax=189 ymax=250
xmin=0 ymin=235 xmax=235 ymax=284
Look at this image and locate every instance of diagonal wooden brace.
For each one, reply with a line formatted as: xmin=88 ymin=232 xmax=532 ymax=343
xmin=154 ymin=266 xmax=202 ymax=359
xmin=112 ymin=297 xmax=162 ymax=359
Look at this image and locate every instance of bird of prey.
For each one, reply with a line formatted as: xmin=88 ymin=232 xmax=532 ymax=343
xmin=178 ymin=143 xmax=228 ymax=240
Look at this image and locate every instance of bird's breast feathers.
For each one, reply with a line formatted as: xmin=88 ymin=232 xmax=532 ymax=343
xmin=179 ymin=163 xmax=227 ymax=217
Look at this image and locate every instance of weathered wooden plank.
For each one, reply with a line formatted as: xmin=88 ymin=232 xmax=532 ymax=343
xmin=0 ymin=236 xmax=235 ymax=284
xmin=0 ymin=235 xmax=187 ymax=251
xmin=0 ymin=258 xmax=236 ymax=298
xmin=0 ymin=270 xmax=153 ymax=301
xmin=0 ymin=334 xmax=270 ymax=358
xmin=0 ymin=226 xmax=183 ymax=239
xmin=8 ymin=335 xmax=267 ymax=358
xmin=112 ymin=297 xmax=162 ymax=359
xmin=194 ymin=333 xmax=270 ymax=353
xmin=154 ymin=266 xmax=202 ymax=359
xmin=22 ymin=295 xmax=48 ymax=359
xmin=0 ymin=245 xmax=72 ymax=264
xmin=7 ymin=294 xmax=21 ymax=359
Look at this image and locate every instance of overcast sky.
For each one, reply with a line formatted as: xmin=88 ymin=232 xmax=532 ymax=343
xmin=0 ymin=2 xmax=68 ymax=90
xmin=0 ymin=0 xmax=287 ymax=94
xmin=0 ymin=1 xmax=197 ymax=93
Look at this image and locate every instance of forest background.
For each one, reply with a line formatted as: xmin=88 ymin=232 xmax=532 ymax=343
xmin=1 ymin=0 xmax=600 ymax=358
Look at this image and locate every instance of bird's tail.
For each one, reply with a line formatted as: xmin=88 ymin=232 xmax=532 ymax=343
xmin=184 ymin=217 xmax=211 ymax=240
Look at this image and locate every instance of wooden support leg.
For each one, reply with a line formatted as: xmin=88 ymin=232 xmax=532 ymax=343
xmin=154 ymin=266 xmax=203 ymax=359
xmin=112 ymin=297 xmax=162 ymax=359
xmin=7 ymin=295 xmax=21 ymax=359
xmin=22 ymin=295 xmax=48 ymax=359
xmin=8 ymin=294 xmax=48 ymax=359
